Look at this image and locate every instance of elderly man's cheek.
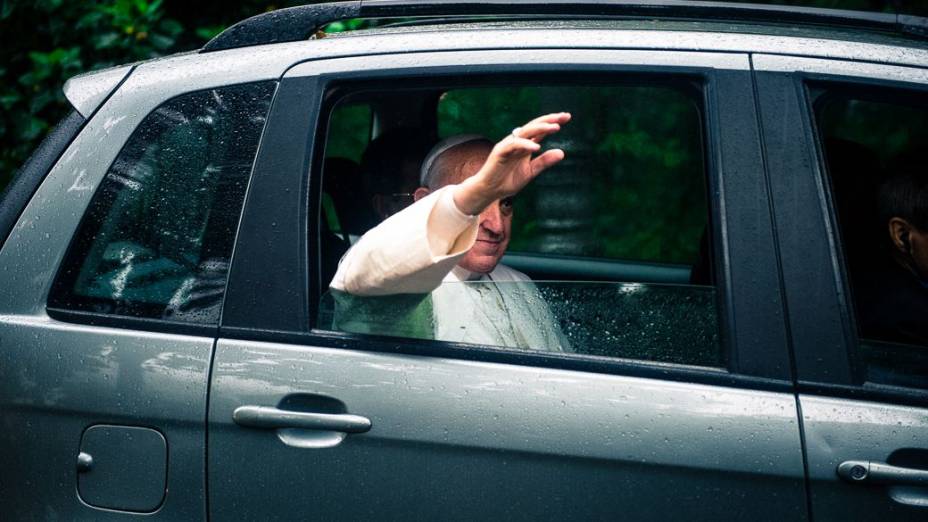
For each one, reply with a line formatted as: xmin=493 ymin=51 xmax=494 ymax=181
xmin=461 ymin=242 xmax=507 ymax=274
xmin=473 ymin=240 xmax=502 ymax=256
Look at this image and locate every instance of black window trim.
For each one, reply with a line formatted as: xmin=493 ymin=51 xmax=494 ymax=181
xmin=757 ymin=63 xmax=928 ymax=407
xmin=222 ymin=54 xmax=794 ymax=388
xmin=805 ymin=75 xmax=928 ymax=401
xmin=0 ymin=111 xmax=87 ymax=253
xmin=46 ymin=306 xmax=218 ymax=338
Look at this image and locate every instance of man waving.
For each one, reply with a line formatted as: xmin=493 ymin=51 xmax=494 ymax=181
xmin=330 ymin=113 xmax=572 ymax=352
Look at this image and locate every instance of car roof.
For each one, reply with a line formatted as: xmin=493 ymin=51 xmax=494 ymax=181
xmin=341 ymin=18 xmax=928 ymax=52
xmin=202 ymin=0 xmax=928 ymax=53
xmin=64 ymin=7 xmax=928 ymax=117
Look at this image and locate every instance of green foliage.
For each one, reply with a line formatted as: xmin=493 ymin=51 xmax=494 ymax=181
xmin=326 ymin=104 xmax=372 ymax=161
xmin=821 ymin=98 xmax=927 ymax=168
xmin=0 ymin=1 xmax=174 ymax=190
xmin=0 ymin=0 xmax=304 ymax=193
xmin=325 ymin=18 xmax=375 ymax=33
xmin=0 ymin=0 xmax=385 ymax=193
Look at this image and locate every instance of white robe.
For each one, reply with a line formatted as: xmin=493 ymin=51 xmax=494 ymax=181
xmin=330 ymin=186 xmax=568 ymax=352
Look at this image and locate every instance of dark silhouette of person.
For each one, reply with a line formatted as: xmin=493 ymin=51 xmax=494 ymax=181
xmin=854 ymin=170 xmax=928 ymax=347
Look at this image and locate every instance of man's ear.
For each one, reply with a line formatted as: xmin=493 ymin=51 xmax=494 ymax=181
xmin=889 ymin=217 xmax=913 ymax=254
xmin=413 ymin=187 xmax=431 ymax=202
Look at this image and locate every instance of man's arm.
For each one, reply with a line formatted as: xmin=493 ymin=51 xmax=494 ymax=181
xmin=330 ymin=186 xmax=478 ymax=295
xmin=330 ymin=112 xmax=571 ymax=296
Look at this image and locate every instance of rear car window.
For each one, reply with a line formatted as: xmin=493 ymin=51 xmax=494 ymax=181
xmin=317 ymin=78 xmax=722 ymax=368
xmin=812 ymin=83 xmax=928 ymax=388
xmin=49 ymin=81 xmax=275 ymax=324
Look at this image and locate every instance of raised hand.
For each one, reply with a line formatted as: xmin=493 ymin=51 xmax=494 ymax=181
xmin=453 ymin=112 xmax=571 ymax=216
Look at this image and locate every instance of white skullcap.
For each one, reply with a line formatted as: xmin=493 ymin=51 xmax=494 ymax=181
xmin=419 ymin=134 xmax=490 ymax=188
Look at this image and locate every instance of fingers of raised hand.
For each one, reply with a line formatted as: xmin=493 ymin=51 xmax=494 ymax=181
xmin=525 ymin=112 xmax=571 ymax=129
xmin=497 ymin=136 xmax=541 ymax=160
xmin=530 ymin=149 xmax=566 ymax=174
xmin=513 ymin=112 xmax=570 ymax=142
xmin=513 ymin=121 xmax=561 ymax=143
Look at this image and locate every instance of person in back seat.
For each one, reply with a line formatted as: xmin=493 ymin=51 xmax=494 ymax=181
xmin=855 ymin=169 xmax=928 ymax=346
xmin=361 ymin=128 xmax=434 ymax=224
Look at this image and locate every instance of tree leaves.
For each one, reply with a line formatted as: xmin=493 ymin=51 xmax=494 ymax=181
xmin=1 ymin=1 xmax=190 ymax=189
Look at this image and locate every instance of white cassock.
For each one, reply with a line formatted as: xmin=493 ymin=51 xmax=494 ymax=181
xmin=329 ymin=185 xmax=569 ymax=352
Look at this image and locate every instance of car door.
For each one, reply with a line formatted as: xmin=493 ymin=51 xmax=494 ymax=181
xmin=754 ymin=53 xmax=928 ymax=520
xmin=209 ymin=46 xmax=806 ymax=520
xmin=0 ymin=54 xmax=279 ymax=518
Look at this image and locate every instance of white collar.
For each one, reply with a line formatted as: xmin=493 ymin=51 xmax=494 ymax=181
xmin=450 ymin=265 xmax=490 ymax=282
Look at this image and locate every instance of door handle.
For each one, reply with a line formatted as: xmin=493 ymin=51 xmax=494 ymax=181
xmin=233 ymin=405 xmax=372 ymax=433
xmin=837 ymin=460 xmax=928 ymax=487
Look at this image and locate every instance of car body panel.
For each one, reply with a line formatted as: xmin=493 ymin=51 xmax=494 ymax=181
xmin=800 ymin=396 xmax=928 ymax=519
xmin=116 ymin=24 xmax=928 ymax=90
xmin=754 ymin=53 xmax=928 ymax=85
xmin=0 ymin=315 xmax=211 ymax=519
xmin=273 ymin=25 xmax=928 ymax=69
xmin=2 ymin=11 xmax=927 ymax=520
xmin=63 ymin=64 xmax=134 ymax=119
xmin=208 ymin=340 xmax=806 ymax=521
xmin=0 ymin=38 xmax=291 ymax=519
xmin=209 ymin=46 xmax=803 ymax=520
xmin=753 ymin=53 xmax=928 ymax=520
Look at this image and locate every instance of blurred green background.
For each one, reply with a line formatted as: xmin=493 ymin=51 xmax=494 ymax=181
xmin=0 ymin=0 xmax=920 ymax=196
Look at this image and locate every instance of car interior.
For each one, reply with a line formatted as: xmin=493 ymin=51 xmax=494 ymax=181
xmin=318 ymin=78 xmax=713 ymax=284
xmin=314 ymin=76 xmax=722 ymax=366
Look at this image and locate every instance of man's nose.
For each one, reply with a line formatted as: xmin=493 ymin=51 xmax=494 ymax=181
xmin=479 ymin=201 xmax=504 ymax=237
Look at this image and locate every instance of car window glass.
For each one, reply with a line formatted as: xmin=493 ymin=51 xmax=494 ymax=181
xmin=325 ymin=102 xmax=371 ymax=162
xmin=439 ymin=85 xmax=707 ymax=264
xmin=318 ymin=79 xmax=722 ymax=368
xmin=320 ymin=281 xmax=720 ymax=366
xmin=322 ymin=102 xmax=372 ymax=240
xmin=49 ymin=81 xmax=275 ymax=324
xmin=812 ymin=84 xmax=928 ymax=389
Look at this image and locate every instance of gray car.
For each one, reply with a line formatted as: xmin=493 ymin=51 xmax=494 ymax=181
xmin=2 ymin=1 xmax=927 ymax=520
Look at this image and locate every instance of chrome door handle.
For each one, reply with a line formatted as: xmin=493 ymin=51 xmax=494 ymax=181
xmin=233 ymin=405 xmax=372 ymax=433
xmin=837 ymin=460 xmax=928 ymax=487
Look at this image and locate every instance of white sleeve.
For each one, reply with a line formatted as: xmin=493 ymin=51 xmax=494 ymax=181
xmin=330 ymin=185 xmax=478 ymax=295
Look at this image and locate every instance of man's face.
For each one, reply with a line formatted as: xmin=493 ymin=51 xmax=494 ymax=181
xmin=448 ymin=148 xmax=513 ymax=274
xmin=461 ymin=195 xmax=514 ymax=274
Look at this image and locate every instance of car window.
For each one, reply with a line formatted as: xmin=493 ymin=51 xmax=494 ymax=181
xmin=438 ymin=85 xmax=707 ymax=264
xmin=48 ymin=81 xmax=275 ymax=324
xmin=811 ymin=83 xmax=928 ymax=388
xmin=317 ymin=78 xmax=721 ymax=367
xmin=320 ymin=281 xmax=720 ymax=366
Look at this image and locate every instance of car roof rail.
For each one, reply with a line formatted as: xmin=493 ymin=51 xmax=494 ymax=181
xmin=201 ymin=0 xmax=928 ymax=53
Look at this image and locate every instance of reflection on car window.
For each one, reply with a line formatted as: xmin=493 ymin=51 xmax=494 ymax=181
xmin=320 ymin=281 xmax=720 ymax=367
xmin=318 ymin=79 xmax=721 ymax=368
xmin=49 ymin=81 xmax=275 ymax=323
xmin=813 ymin=83 xmax=928 ymax=389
